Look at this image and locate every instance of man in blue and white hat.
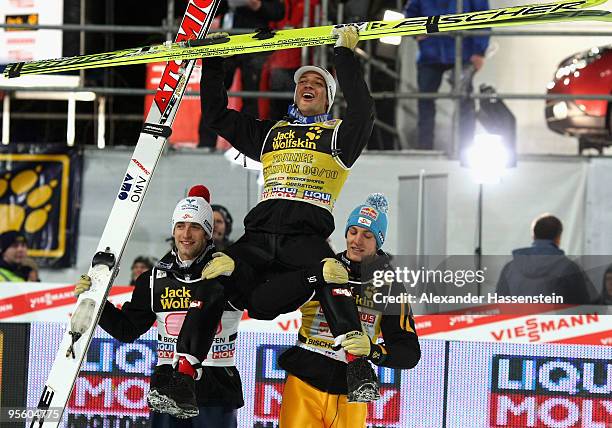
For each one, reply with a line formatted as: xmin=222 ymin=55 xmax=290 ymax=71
xmin=344 ymin=193 xmax=389 ymax=256
xmin=278 ymin=193 xmax=421 ymax=427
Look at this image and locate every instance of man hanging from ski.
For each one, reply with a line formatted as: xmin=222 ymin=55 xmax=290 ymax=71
xmin=149 ymin=24 xmax=378 ymax=418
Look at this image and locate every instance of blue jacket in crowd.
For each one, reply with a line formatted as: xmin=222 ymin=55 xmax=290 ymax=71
xmin=403 ymin=0 xmax=490 ymax=65
xmin=496 ymin=240 xmax=594 ymax=305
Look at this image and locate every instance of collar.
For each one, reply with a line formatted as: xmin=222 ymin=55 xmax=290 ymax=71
xmin=0 ymin=258 xmax=31 ymax=279
xmin=157 ymin=242 xmax=215 ymax=276
xmin=339 ymin=251 xmax=362 ymax=279
xmin=176 ymin=254 xmax=194 ymax=268
xmin=532 ymin=239 xmax=561 ymax=250
xmin=286 ymin=104 xmax=332 ymax=124
xmin=339 ymin=250 xmax=390 ymax=281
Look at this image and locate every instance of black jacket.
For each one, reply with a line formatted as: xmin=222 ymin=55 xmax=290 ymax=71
xmin=496 ymin=240 xmax=594 ymax=305
xmin=278 ymin=251 xmax=421 ymax=394
xmin=0 ymin=258 xmax=34 ymax=282
xmin=200 ymin=47 xmax=375 ymax=237
xmin=223 ymin=0 xmax=285 ymax=30
xmin=98 ymin=246 xmax=244 ymax=408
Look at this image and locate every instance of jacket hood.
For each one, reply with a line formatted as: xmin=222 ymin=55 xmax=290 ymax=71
xmin=511 ymin=240 xmax=566 ymax=279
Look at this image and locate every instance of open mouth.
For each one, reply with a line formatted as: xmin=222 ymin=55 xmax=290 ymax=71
xmin=302 ymin=92 xmax=314 ymax=100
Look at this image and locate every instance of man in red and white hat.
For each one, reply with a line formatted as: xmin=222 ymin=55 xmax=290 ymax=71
xmin=75 ymin=185 xmax=244 ymax=426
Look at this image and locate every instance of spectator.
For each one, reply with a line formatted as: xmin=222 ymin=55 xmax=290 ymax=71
xmin=211 ymin=204 xmax=234 ymax=251
xmin=225 ymin=0 xmax=285 ymax=116
xmin=403 ymin=0 xmax=489 ymax=151
xmin=199 ymin=0 xmax=285 ymax=147
xmin=0 ymin=232 xmax=39 ymax=282
xmin=267 ymin=0 xmax=319 ymax=120
xmin=130 ymin=256 xmax=155 ymax=286
xmin=599 ymin=264 xmax=612 ymax=305
xmin=496 ymin=214 xmax=593 ymax=305
xmin=226 ymin=0 xmax=285 ymax=112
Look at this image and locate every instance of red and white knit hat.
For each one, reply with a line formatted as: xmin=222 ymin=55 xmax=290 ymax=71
xmin=171 ymin=185 xmax=213 ymax=238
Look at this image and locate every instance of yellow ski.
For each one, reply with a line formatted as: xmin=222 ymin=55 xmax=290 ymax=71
xmin=4 ymin=0 xmax=609 ymax=78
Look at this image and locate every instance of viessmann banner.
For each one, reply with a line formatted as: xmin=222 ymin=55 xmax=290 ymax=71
xmin=1 ymin=282 xmax=611 ymax=346
xmin=23 ymin=325 xmax=611 ymax=427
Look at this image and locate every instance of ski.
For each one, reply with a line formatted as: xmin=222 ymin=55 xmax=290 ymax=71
xmin=27 ymin=1 xmax=220 ymax=427
xmin=4 ymin=0 xmax=608 ymax=78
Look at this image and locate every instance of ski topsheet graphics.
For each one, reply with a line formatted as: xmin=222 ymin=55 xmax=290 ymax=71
xmin=4 ymin=0 xmax=610 ymax=78
xmin=27 ymin=1 xmax=220 ymax=427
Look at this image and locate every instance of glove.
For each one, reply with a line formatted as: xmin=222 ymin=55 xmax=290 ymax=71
xmin=202 ymin=252 xmax=235 ymax=279
xmin=332 ymin=25 xmax=360 ymax=51
xmin=341 ymin=329 xmax=372 ymax=357
xmin=322 ymin=257 xmax=349 ymax=284
xmin=74 ymin=274 xmax=91 ymax=297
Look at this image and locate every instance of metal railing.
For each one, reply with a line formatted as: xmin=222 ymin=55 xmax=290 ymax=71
xmin=1 ymin=0 xmax=611 ymax=149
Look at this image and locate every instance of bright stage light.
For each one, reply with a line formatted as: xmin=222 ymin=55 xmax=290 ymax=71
xmin=464 ymin=134 xmax=509 ymax=184
xmin=380 ymin=10 xmax=404 ymax=45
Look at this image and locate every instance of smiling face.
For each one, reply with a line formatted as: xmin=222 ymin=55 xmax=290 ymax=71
xmin=295 ymin=71 xmax=328 ymax=116
xmin=346 ymin=225 xmax=377 ymax=262
xmin=173 ymin=222 xmax=207 ymax=261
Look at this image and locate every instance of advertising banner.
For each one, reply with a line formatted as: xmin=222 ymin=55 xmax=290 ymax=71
xmin=0 ymin=0 xmax=63 ymax=64
xmin=447 ymin=341 xmax=612 ymax=427
xmin=24 ymin=325 xmax=611 ymax=427
xmin=28 ymin=323 xmax=154 ymax=427
xmin=0 ymin=145 xmax=83 ymax=267
xmin=2 ymin=282 xmax=610 ymax=345
xmin=234 ymin=333 xmax=447 ymax=428
xmin=0 ymin=282 xmax=133 ymax=322
xmin=0 ymin=323 xmax=29 ymax=413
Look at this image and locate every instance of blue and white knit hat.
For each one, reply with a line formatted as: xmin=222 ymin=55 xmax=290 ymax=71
xmin=345 ymin=193 xmax=389 ymax=248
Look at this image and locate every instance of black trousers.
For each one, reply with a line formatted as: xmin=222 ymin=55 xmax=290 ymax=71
xmin=151 ymin=407 xmax=237 ymax=428
xmin=177 ymin=231 xmax=362 ymax=361
xmin=416 ymin=62 xmax=476 ymax=151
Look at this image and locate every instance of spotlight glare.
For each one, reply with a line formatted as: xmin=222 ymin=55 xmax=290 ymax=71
xmin=465 ymin=134 xmax=509 ymax=184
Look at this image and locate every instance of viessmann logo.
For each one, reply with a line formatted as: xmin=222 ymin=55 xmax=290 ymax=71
xmin=490 ymin=315 xmax=600 ymax=342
